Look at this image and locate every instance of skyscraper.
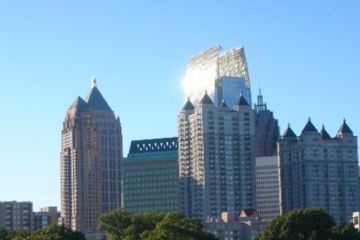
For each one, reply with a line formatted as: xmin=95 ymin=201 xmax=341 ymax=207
xmin=182 ymin=46 xmax=251 ymax=106
xmin=178 ymin=93 xmax=256 ymax=220
xmin=60 ymin=78 xmax=123 ymax=232
xmin=279 ymin=119 xmax=358 ymax=224
xmin=123 ymin=137 xmax=179 ymax=213
xmin=254 ymin=89 xmax=280 ymax=157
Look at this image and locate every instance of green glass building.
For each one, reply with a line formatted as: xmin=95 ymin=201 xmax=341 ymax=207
xmin=123 ymin=137 xmax=179 ymax=213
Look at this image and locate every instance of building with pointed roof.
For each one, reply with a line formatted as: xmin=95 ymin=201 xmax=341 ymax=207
xmin=278 ymin=119 xmax=358 ymax=224
xmin=178 ymin=92 xmax=256 ymax=220
xmin=60 ymin=78 xmax=123 ymax=232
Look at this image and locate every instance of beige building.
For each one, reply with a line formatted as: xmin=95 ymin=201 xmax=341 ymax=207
xmin=255 ymin=156 xmax=280 ymax=226
xmin=203 ymin=210 xmax=261 ymax=240
xmin=60 ymin=79 xmax=123 ymax=232
xmin=178 ymin=93 xmax=256 ymax=220
xmin=279 ymin=119 xmax=358 ymax=224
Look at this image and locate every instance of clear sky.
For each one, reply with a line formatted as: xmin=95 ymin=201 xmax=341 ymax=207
xmin=0 ymin=1 xmax=359 ymax=210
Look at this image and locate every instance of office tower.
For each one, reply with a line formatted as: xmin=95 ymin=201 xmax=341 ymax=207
xmin=254 ymin=89 xmax=280 ymax=157
xmin=255 ymin=156 xmax=280 ymax=226
xmin=178 ymin=93 xmax=256 ymax=220
xmin=122 ymin=137 xmax=179 ymax=213
xmin=183 ymin=46 xmax=251 ymax=106
xmin=279 ymin=119 xmax=358 ymax=224
xmin=0 ymin=201 xmax=33 ymax=232
xmin=33 ymin=207 xmax=59 ymax=231
xmin=60 ymin=78 xmax=123 ymax=232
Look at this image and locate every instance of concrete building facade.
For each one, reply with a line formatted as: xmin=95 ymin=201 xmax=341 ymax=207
xmin=178 ymin=93 xmax=256 ymax=220
xmin=122 ymin=137 xmax=179 ymax=213
xmin=33 ymin=207 xmax=59 ymax=231
xmin=279 ymin=119 xmax=358 ymax=224
xmin=0 ymin=201 xmax=33 ymax=232
xmin=60 ymin=78 xmax=123 ymax=232
xmin=255 ymin=156 xmax=280 ymax=226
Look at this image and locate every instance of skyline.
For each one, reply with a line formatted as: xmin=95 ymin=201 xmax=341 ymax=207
xmin=0 ymin=1 xmax=359 ymax=210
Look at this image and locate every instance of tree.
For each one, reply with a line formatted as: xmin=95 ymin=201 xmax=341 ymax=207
xmin=331 ymin=224 xmax=360 ymax=240
xmin=256 ymin=208 xmax=335 ymax=240
xmin=29 ymin=225 xmax=85 ymax=240
xmin=99 ymin=210 xmax=217 ymax=240
xmin=140 ymin=213 xmax=217 ymax=240
xmin=0 ymin=228 xmax=13 ymax=240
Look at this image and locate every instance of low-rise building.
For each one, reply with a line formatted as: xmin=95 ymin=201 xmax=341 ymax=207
xmin=33 ymin=206 xmax=60 ymax=231
xmin=203 ymin=210 xmax=261 ymax=240
xmin=0 ymin=201 xmax=33 ymax=232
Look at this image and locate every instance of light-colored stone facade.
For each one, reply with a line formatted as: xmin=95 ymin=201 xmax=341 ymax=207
xmin=60 ymin=80 xmax=122 ymax=232
xmin=279 ymin=119 xmax=358 ymax=224
xmin=178 ymin=93 xmax=256 ymax=220
xmin=255 ymin=156 xmax=280 ymax=226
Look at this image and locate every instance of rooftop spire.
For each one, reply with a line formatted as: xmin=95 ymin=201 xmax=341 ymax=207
xmin=301 ymin=117 xmax=318 ymax=134
xmin=282 ymin=123 xmax=297 ymax=138
xmin=92 ymin=76 xmax=97 ymax=88
xmin=254 ymin=88 xmax=267 ymax=112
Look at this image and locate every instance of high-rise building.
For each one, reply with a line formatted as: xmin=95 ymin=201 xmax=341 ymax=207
xmin=60 ymin=78 xmax=123 ymax=232
xmin=178 ymin=93 xmax=256 ymax=220
xmin=122 ymin=137 xmax=179 ymax=213
xmin=255 ymin=156 xmax=280 ymax=226
xmin=183 ymin=46 xmax=251 ymax=106
xmin=254 ymin=89 xmax=280 ymax=157
xmin=0 ymin=201 xmax=33 ymax=232
xmin=278 ymin=119 xmax=358 ymax=224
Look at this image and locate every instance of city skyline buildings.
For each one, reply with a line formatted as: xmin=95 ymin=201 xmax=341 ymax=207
xmin=0 ymin=1 xmax=359 ymax=211
xmin=60 ymin=79 xmax=123 ymax=232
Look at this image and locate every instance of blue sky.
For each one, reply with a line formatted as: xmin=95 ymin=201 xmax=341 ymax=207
xmin=0 ymin=1 xmax=359 ymax=210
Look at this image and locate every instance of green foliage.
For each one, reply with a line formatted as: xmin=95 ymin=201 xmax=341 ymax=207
xmin=141 ymin=212 xmax=217 ymax=240
xmin=0 ymin=228 xmax=13 ymax=240
xmin=256 ymin=208 xmax=335 ymax=240
xmin=29 ymin=225 xmax=85 ymax=240
xmin=331 ymin=224 xmax=360 ymax=240
xmin=98 ymin=209 xmax=217 ymax=240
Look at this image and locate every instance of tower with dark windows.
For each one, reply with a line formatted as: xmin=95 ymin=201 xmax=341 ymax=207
xmin=254 ymin=89 xmax=280 ymax=157
xmin=278 ymin=118 xmax=358 ymax=224
xmin=178 ymin=93 xmax=256 ymax=220
xmin=60 ymin=78 xmax=122 ymax=232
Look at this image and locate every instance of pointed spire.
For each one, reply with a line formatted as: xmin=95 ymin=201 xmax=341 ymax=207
xmin=182 ymin=98 xmax=194 ymax=111
xmin=255 ymin=88 xmax=267 ymax=111
xmin=301 ymin=118 xmax=318 ymax=134
xmin=282 ymin=123 xmax=297 ymax=138
xmin=85 ymin=78 xmax=112 ymax=111
xmin=199 ymin=91 xmax=213 ymax=105
xmin=320 ymin=124 xmax=331 ymax=140
xmin=220 ymin=99 xmax=228 ymax=108
xmin=338 ymin=119 xmax=353 ymax=135
xmin=92 ymin=76 xmax=97 ymax=88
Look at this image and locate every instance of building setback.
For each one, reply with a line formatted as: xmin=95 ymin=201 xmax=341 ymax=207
xmin=33 ymin=207 xmax=59 ymax=231
xmin=279 ymin=119 xmax=358 ymax=224
xmin=122 ymin=137 xmax=179 ymax=213
xmin=60 ymin=78 xmax=123 ymax=232
xmin=178 ymin=93 xmax=256 ymax=220
xmin=0 ymin=201 xmax=33 ymax=232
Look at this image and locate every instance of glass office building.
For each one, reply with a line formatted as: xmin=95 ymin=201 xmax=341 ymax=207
xmin=122 ymin=137 xmax=179 ymax=213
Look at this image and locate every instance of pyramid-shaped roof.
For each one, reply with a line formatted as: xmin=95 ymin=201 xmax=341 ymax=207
xmin=320 ymin=125 xmax=331 ymax=140
xmin=69 ymin=96 xmax=88 ymax=110
xmin=282 ymin=124 xmax=297 ymax=138
xmin=182 ymin=99 xmax=194 ymax=111
xmin=199 ymin=92 xmax=213 ymax=105
xmin=301 ymin=118 xmax=318 ymax=134
xmin=236 ymin=95 xmax=249 ymax=107
xmin=85 ymin=86 xmax=112 ymax=111
xmin=338 ymin=119 xmax=353 ymax=134
xmin=220 ymin=99 xmax=228 ymax=108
